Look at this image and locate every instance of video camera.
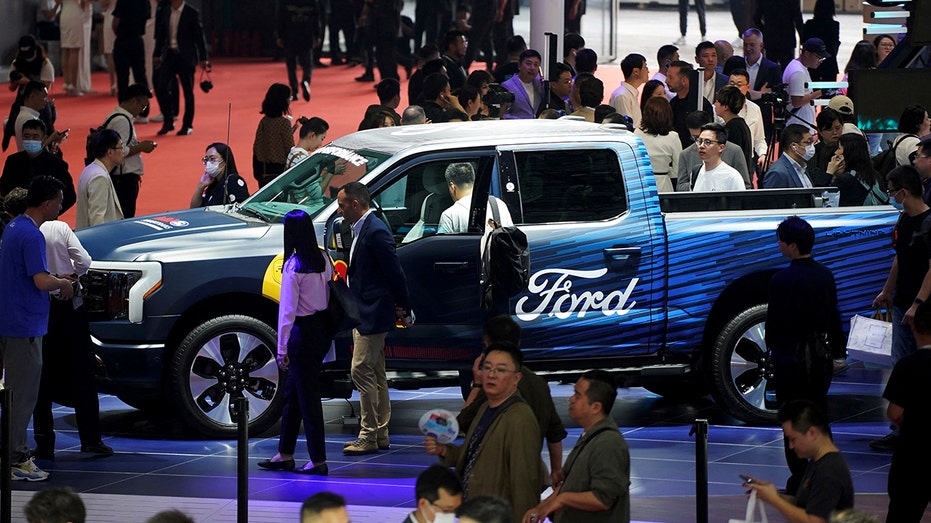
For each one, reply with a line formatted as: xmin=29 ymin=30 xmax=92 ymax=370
xmin=758 ymin=83 xmax=791 ymax=123
xmin=483 ymin=84 xmax=515 ymax=106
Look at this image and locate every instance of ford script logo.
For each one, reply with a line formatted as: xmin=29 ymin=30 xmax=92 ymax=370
xmin=516 ymin=268 xmax=638 ymax=321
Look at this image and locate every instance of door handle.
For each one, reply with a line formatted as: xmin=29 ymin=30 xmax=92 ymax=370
xmin=603 ymin=247 xmax=641 ymax=270
xmin=434 ymin=261 xmax=471 ymax=273
xmin=604 ymin=247 xmax=640 ymax=260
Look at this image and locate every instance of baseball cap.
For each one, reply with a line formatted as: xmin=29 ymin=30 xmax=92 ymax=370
xmin=828 ymin=95 xmax=854 ymax=115
xmin=18 ymin=35 xmax=38 ymax=53
xmin=802 ymin=38 xmax=830 ymax=59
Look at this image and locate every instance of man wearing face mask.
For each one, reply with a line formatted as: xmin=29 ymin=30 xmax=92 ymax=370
xmin=102 ymin=83 xmax=157 ymax=218
xmin=762 ymin=124 xmax=816 ymax=188
xmin=1 ymin=119 xmax=76 ymax=214
xmin=404 ymin=465 xmax=463 ymax=523
xmin=190 ymin=142 xmax=249 ymax=208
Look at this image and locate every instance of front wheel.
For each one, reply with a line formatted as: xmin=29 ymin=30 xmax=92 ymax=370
xmin=169 ymin=314 xmax=283 ymax=437
xmin=708 ymin=304 xmax=778 ymax=424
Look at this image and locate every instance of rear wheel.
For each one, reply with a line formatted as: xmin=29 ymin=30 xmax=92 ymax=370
xmin=708 ymin=304 xmax=777 ymax=424
xmin=169 ymin=314 xmax=283 ymax=437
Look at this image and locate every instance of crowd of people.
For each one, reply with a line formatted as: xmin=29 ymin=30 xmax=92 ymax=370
xmin=3 ymin=0 xmax=931 ymax=522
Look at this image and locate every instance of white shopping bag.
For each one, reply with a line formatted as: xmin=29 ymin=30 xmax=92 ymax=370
xmin=846 ymin=312 xmax=893 ymax=367
xmin=729 ymin=490 xmax=768 ymax=523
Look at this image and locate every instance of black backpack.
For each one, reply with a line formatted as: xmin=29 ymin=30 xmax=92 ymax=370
xmin=482 ymin=196 xmax=530 ymax=300
xmin=872 ymin=134 xmax=916 ymax=178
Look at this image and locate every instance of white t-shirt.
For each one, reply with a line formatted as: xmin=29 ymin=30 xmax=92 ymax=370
xmin=783 ymin=59 xmax=816 ymax=130
xmin=693 ymin=161 xmax=746 ymax=192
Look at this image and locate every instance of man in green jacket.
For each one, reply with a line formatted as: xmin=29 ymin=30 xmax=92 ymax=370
xmin=425 ymin=343 xmax=544 ymax=523
xmin=522 ymin=370 xmax=630 ymax=523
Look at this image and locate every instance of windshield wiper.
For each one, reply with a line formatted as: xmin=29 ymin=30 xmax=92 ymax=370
xmin=234 ymin=204 xmax=267 ymax=221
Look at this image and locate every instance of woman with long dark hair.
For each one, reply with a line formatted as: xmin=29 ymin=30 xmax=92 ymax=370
xmin=639 ymin=79 xmax=668 ymax=116
xmin=253 ymin=83 xmax=296 ymax=188
xmin=190 ymin=142 xmax=249 ymax=208
xmin=827 ymin=133 xmax=888 ymax=207
xmin=258 ymin=209 xmax=334 ymax=475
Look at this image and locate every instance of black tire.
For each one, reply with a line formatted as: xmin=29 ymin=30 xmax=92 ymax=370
xmin=708 ymin=304 xmax=778 ymax=425
xmin=169 ymin=314 xmax=283 ymax=437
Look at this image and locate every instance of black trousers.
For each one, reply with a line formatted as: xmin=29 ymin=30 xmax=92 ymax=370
xmin=370 ymin=7 xmax=401 ymax=81
xmin=33 ymin=300 xmax=103 ymax=450
xmin=111 ymin=172 xmax=141 ymax=218
xmin=328 ymin=5 xmax=356 ymax=59
xmin=113 ymin=36 xmax=148 ymax=101
xmin=678 ymin=0 xmax=707 ymax=37
xmin=155 ymin=51 xmax=196 ymax=128
xmin=462 ymin=2 xmax=495 ymax=71
xmin=773 ymin=357 xmax=832 ymax=495
xmin=278 ymin=311 xmax=333 ymax=462
xmin=284 ymin=43 xmax=314 ymax=95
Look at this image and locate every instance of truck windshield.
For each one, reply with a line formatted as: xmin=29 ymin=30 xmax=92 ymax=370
xmin=237 ymin=145 xmax=389 ymax=222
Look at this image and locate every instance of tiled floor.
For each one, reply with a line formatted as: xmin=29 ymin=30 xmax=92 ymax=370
xmin=7 ymin=362 xmax=927 ymax=522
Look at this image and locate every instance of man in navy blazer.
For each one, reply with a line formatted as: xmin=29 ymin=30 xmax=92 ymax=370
xmin=742 ymin=28 xmax=783 ymax=144
xmin=762 ymin=124 xmax=815 ymax=188
xmin=337 ymin=181 xmax=412 ymax=456
xmin=500 ymin=49 xmax=544 ymax=119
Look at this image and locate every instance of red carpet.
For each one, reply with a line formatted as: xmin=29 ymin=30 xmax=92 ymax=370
xmin=1 ymin=58 xmax=622 ymax=228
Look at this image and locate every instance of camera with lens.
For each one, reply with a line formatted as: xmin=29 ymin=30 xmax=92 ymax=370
xmin=759 ymin=83 xmax=790 ymax=120
xmin=483 ymin=83 xmax=515 ymax=106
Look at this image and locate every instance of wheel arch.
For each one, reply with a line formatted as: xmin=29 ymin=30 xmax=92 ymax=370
xmin=700 ymin=270 xmax=779 ymax=356
xmin=165 ymin=292 xmax=279 ymax=360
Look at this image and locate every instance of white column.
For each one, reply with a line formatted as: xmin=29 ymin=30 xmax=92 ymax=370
xmin=529 ymin=0 xmax=565 ymax=58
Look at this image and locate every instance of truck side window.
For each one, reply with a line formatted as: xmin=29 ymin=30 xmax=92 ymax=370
xmin=375 ymin=159 xmax=483 ymax=245
xmin=514 ymin=149 xmax=627 ymax=224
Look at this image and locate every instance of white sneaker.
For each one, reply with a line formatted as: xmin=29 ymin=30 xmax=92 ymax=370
xmin=135 ymin=116 xmax=149 ymax=124
xmin=151 ymin=113 xmax=165 ymax=123
xmin=11 ymin=457 xmax=49 ymax=481
xmin=674 ymin=36 xmax=687 ymax=46
xmin=732 ymin=37 xmax=744 ymax=50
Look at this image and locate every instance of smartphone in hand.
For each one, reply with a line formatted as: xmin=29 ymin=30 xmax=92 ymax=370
xmin=739 ymin=474 xmax=756 ymax=484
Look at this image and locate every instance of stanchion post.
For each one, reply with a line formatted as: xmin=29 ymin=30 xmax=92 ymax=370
xmin=236 ymin=395 xmax=249 ymax=523
xmin=690 ymin=418 xmax=709 ymax=523
xmin=2 ymin=388 xmax=12 ymax=523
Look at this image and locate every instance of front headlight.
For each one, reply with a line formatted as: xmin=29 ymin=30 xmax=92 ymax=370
xmin=81 ymin=262 xmax=162 ymax=323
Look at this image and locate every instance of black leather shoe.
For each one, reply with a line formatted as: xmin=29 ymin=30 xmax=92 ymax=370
xmin=355 ymin=73 xmax=375 ymax=82
xmin=257 ymin=458 xmax=295 ymax=471
xmin=81 ymin=441 xmax=114 ymax=456
xmin=295 ymin=463 xmax=328 ymax=475
xmin=177 ymin=127 xmax=193 ymax=136
xmin=156 ymin=123 xmax=175 ymax=136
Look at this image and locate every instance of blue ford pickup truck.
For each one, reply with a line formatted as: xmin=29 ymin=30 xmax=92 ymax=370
xmin=76 ymin=120 xmax=896 ymax=436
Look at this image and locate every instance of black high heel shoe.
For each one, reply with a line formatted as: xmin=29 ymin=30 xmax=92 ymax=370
xmin=257 ymin=458 xmax=295 ymax=471
xmin=294 ymin=463 xmax=328 ymax=476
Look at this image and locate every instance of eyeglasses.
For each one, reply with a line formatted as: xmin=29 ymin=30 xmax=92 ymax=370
xmin=202 ymin=155 xmax=220 ymax=163
xmin=110 ymin=144 xmax=124 ymax=151
xmin=482 ymin=365 xmax=518 ymax=376
xmin=695 ymin=138 xmax=722 ymax=146
xmin=795 ymin=139 xmax=814 ymax=146
xmin=916 ymin=154 xmax=930 ymax=160
xmin=887 ymin=187 xmax=903 ymax=197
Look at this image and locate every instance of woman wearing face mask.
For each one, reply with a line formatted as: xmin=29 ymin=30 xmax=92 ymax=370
xmin=827 ymin=133 xmax=888 ymax=207
xmin=190 ymin=142 xmax=249 ymax=208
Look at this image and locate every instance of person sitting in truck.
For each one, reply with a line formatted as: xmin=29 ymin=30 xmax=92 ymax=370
xmin=677 ymin=110 xmax=750 ymax=191
xmin=762 ymin=124 xmax=817 ymax=189
xmin=190 ymin=142 xmax=249 ymax=208
xmin=692 ymin=123 xmax=746 ymax=192
xmin=437 ymin=162 xmax=513 ymax=235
